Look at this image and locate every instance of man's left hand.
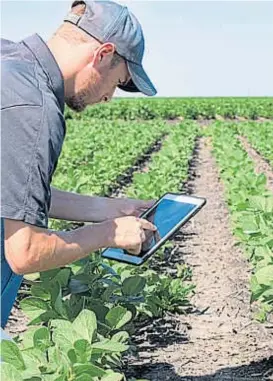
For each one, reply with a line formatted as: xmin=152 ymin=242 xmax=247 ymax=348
xmin=102 ymin=197 xmax=155 ymax=220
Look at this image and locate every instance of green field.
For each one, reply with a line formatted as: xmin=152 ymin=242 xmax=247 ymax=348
xmin=2 ymin=98 xmax=273 ymax=381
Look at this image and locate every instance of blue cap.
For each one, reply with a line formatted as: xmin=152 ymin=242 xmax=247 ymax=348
xmin=64 ymin=0 xmax=157 ymax=96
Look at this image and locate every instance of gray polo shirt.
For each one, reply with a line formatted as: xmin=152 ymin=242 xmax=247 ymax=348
xmin=1 ymin=33 xmax=66 ymax=228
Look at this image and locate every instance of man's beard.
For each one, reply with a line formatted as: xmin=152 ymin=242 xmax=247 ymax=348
xmin=65 ymin=90 xmax=87 ymax=113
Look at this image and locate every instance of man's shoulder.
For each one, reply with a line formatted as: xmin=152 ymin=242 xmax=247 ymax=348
xmin=1 ymin=37 xmax=17 ymax=54
xmin=1 ymin=39 xmax=43 ymax=110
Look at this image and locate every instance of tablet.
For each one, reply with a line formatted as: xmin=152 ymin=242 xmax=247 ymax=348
xmin=101 ymin=192 xmax=206 ymax=266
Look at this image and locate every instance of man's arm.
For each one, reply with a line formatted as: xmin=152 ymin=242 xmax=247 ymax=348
xmin=4 ymin=218 xmax=109 ymax=274
xmin=4 ymin=216 xmax=156 ymax=275
xmin=49 ymin=186 xmax=104 ymax=222
xmin=49 ymin=186 xmax=154 ymax=222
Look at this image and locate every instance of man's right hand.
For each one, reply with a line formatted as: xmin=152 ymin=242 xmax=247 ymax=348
xmin=104 ymin=216 xmax=157 ymax=255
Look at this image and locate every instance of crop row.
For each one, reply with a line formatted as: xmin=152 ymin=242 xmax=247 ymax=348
xmin=208 ymin=122 xmax=273 ymax=321
xmin=237 ymin=121 xmax=273 ymax=167
xmin=51 ymin=118 xmax=168 ymax=196
xmin=1 ymin=122 xmax=199 ymax=381
xmin=65 ymin=98 xmax=273 ymax=121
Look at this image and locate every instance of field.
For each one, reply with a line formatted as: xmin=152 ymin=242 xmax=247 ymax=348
xmin=2 ymin=97 xmax=273 ymax=381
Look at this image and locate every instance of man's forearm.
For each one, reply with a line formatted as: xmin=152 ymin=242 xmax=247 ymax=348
xmin=17 ymin=221 xmax=111 ymax=274
xmin=49 ymin=186 xmax=107 ymax=222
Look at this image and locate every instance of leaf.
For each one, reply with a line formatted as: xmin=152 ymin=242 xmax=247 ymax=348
xmin=122 ymin=276 xmax=146 ymax=296
xmin=51 ymin=320 xmax=80 ymax=352
xmin=33 ymin=327 xmax=50 ymax=351
xmin=40 ymin=269 xmax=60 ymax=282
xmin=0 ymin=340 xmax=25 ymax=370
xmin=67 ymin=348 xmax=77 ymax=364
xmin=20 ymin=297 xmax=49 ymax=323
xmin=20 ymin=326 xmax=38 ymax=349
xmin=73 ymin=363 xmax=106 ymax=377
xmin=105 ymin=306 xmax=132 ymax=330
xmin=30 ymin=284 xmax=50 ymax=300
xmin=72 ymin=309 xmax=97 ymax=343
xmin=68 ymin=279 xmax=90 ymax=294
xmin=24 ymin=273 xmax=40 ymax=281
xmin=74 ymin=375 xmax=92 ymax=381
xmin=255 ymin=265 xmax=273 ymax=287
xmin=74 ymin=339 xmax=92 ymax=363
xmin=40 ymin=268 xmax=71 ymax=288
xmin=101 ymin=372 xmax=124 ymax=381
xmin=49 ymin=282 xmax=68 ymax=318
xmin=111 ymin=331 xmax=129 ymax=344
xmin=47 ymin=345 xmax=70 ymax=375
xmin=0 ymin=362 xmax=23 ymax=381
xmin=21 ymin=347 xmax=46 ymax=375
xmin=91 ymin=339 xmax=128 ymax=353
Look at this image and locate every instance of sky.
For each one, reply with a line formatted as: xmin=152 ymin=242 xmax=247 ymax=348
xmin=1 ymin=0 xmax=273 ymax=97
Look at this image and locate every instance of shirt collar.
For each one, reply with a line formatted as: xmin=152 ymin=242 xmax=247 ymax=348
xmin=22 ymin=33 xmax=65 ymax=113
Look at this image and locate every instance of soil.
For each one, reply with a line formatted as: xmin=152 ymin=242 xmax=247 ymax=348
xmin=4 ymin=298 xmax=29 ymax=337
xmin=238 ymin=136 xmax=273 ymax=194
xmin=125 ymin=137 xmax=273 ymax=381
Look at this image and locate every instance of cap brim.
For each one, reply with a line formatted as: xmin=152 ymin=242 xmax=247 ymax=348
xmin=118 ymin=61 xmax=157 ymax=96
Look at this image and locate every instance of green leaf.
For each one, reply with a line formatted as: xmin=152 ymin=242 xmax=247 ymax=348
xmin=21 ymin=347 xmax=46 ymax=375
xmin=30 ymin=284 xmax=50 ymax=300
xmin=255 ymin=265 xmax=273 ymax=287
xmin=40 ymin=268 xmax=71 ymax=288
xmin=74 ymin=375 xmax=92 ymax=381
xmin=47 ymin=345 xmax=70 ymax=375
xmin=105 ymin=306 xmax=132 ymax=330
xmin=50 ymin=282 xmax=68 ymax=319
xmin=72 ymin=309 xmax=97 ymax=343
xmin=91 ymin=339 xmax=128 ymax=353
xmin=0 ymin=340 xmax=25 ymax=370
xmin=40 ymin=269 xmax=60 ymax=282
xmin=111 ymin=331 xmax=129 ymax=344
xmin=67 ymin=348 xmax=77 ymax=364
xmin=20 ymin=297 xmax=49 ymax=323
xmin=101 ymin=372 xmax=124 ymax=381
xmin=33 ymin=327 xmax=50 ymax=351
xmin=0 ymin=362 xmax=23 ymax=381
xmin=20 ymin=326 xmax=38 ymax=349
xmin=51 ymin=320 xmax=79 ymax=352
xmin=74 ymin=339 xmax=92 ymax=363
xmin=73 ymin=363 xmax=106 ymax=377
xmin=122 ymin=276 xmax=146 ymax=296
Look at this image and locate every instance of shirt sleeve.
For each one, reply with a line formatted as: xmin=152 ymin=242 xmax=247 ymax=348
xmin=1 ymin=105 xmax=51 ymax=228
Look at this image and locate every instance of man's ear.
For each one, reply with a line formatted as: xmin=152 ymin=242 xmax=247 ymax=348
xmin=92 ymin=42 xmax=116 ymax=69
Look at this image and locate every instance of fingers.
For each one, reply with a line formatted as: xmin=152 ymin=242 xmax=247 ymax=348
xmin=140 ymin=229 xmax=146 ymax=243
xmin=137 ymin=218 xmax=157 ymax=231
xmin=126 ymin=227 xmax=147 ymax=256
xmin=126 ymin=244 xmax=142 ymax=256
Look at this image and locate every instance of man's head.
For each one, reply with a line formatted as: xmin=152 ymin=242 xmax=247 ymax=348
xmin=47 ymin=1 xmax=156 ymax=112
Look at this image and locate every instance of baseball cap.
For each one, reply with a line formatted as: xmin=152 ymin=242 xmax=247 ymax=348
xmin=64 ymin=0 xmax=157 ymax=96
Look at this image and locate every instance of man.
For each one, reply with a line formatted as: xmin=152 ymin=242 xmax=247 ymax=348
xmin=1 ymin=0 xmax=157 ymax=331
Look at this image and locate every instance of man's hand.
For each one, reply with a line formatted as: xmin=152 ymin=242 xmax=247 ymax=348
xmin=103 ymin=197 xmax=155 ymax=220
xmin=104 ymin=216 xmax=157 ymax=255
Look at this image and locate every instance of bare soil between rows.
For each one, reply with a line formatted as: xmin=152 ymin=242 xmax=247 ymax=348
xmin=125 ymin=136 xmax=273 ymax=380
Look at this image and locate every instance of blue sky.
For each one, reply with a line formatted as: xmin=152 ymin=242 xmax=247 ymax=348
xmin=1 ymin=1 xmax=273 ymax=97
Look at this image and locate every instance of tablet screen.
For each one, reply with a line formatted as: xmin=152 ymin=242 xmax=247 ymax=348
xmin=101 ymin=194 xmax=204 ymax=264
xmin=136 ymin=198 xmax=197 ymax=256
